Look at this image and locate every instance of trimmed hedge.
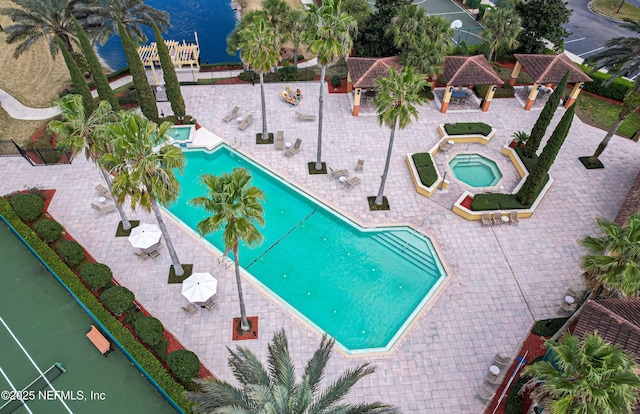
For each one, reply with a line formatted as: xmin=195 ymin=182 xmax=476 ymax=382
xmin=0 ymin=197 xmax=192 ymax=412
xmin=475 ymin=84 xmax=515 ymax=98
xmin=444 ymin=122 xmax=492 ymax=136
xmin=34 ymin=219 xmax=62 ymax=242
xmin=532 ymin=317 xmax=569 ymax=337
xmin=471 ymin=193 xmax=526 ymax=210
xmin=80 ymin=262 xmax=113 ymax=291
xmin=167 ymin=350 xmax=200 ymax=383
xmin=100 ymin=286 xmax=134 ymax=316
xmin=134 ymin=316 xmax=165 ymax=346
xmin=505 ymin=375 xmax=529 ymax=414
xmin=412 ymin=153 xmax=438 ymax=186
xmin=11 ymin=193 xmax=44 ymax=222
xmin=238 ymin=68 xmax=315 ymax=83
xmin=578 ymin=64 xmax=634 ymax=101
xmin=58 ymin=240 xmax=86 ymax=267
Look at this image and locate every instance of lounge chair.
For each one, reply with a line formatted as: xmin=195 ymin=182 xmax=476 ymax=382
xmin=510 ymin=211 xmax=519 ymax=224
xmin=295 ymin=111 xmax=315 ymax=121
xmin=493 ymin=214 xmax=503 ymax=225
xmin=341 ymin=176 xmax=361 ymax=191
xmin=485 ymin=372 xmax=503 ymax=387
xmin=329 ymin=166 xmax=349 ymax=179
xmin=439 ymin=139 xmax=453 ymax=152
xmin=238 ymin=114 xmax=254 ymax=130
xmin=559 ymin=301 xmax=577 ymax=315
xmin=276 ymin=130 xmax=284 ymax=150
xmin=223 ymin=106 xmax=240 ymax=122
xmin=481 ymin=213 xmax=492 ymax=225
xmin=284 ymin=138 xmax=302 ymax=157
xmin=91 ymin=202 xmax=116 ymax=215
xmin=134 ymin=250 xmax=150 ymax=260
xmin=355 ymin=159 xmax=364 ymax=172
xmin=95 ymin=184 xmax=112 ymax=199
xmin=182 ymin=304 xmax=197 ymax=314
xmin=203 ymin=296 xmax=217 ymax=311
xmin=476 ymin=385 xmax=495 ymax=404
xmin=148 ymin=249 xmax=160 ymax=259
xmin=493 ymin=353 xmax=511 ymax=369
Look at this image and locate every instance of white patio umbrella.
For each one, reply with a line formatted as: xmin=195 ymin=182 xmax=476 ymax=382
xmin=128 ymin=223 xmax=162 ymax=250
xmin=181 ymin=272 xmax=218 ymax=303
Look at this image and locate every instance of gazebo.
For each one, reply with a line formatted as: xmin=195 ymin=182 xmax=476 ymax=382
xmin=510 ymin=54 xmax=593 ymax=110
xmin=138 ymin=39 xmax=200 ymax=85
xmin=346 ymin=56 xmax=403 ymax=116
xmin=440 ymin=55 xmax=504 ymax=113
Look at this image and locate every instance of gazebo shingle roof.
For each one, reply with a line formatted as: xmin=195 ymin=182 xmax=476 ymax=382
xmin=514 ymin=53 xmax=592 ymax=84
xmin=346 ymin=56 xmax=403 ymax=89
xmin=442 ymin=55 xmax=504 ymax=86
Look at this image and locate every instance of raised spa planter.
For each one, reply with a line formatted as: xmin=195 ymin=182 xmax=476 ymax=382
xmin=406 ymin=140 xmax=450 ymax=197
xmin=437 ymin=123 xmax=497 ymax=145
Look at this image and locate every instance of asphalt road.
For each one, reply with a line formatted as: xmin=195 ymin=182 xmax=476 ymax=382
xmin=563 ymin=0 xmax=638 ymax=59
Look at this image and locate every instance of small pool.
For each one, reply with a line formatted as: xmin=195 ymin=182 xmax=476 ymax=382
xmin=156 ymin=125 xmax=194 ymax=145
xmin=168 ymin=146 xmax=447 ymax=353
xmin=449 ymin=153 xmax=502 ymax=187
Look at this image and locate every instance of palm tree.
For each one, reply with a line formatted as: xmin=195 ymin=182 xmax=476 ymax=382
xmin=386 ymin=4 xmax=426 ymax=54
xmin=235 ymin=13 xmax=280 ymax=143
xmin=523 ymin=332 xmax=640 ymax=414
xmin=186 ymin=328 xmax=398 ymax=413
xmin=580 ymin=215 xmax=640 ymax=298
xmin=0 ymin=0 xmax=78 ymax=57
xmin=189 ymin=168 xmax=265 ymax=332
xmin=74 ymin=0 xmax=169 ymax=45
xmin=100 ymin=111 xmax=186 ymax=276
xmin=584 ymin=19 xmax=640 ymax=91
xmin=306 ymin=0 xmax=357 ymax=171
xmin=587 ymin=90 xmax=640 ymax=165
xmin=373 ymin=67 xmax=428 ymax=206
xmin=405 ymin=36 xmax=447 ymax=86
xmin=481 ymin=7 xmax=522 ymax=62
xmin=49 ymin=94 xmax=133 ymax=231
xmin=280 ymin=8 xmax=308 ymax=67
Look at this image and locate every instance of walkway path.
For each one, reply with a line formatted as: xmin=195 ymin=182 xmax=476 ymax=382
xmin=1 ymin=79 xmax=638 ymax=413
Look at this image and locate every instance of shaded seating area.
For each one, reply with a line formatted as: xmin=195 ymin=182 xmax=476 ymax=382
xmin=346 ymin=56 xmax=403 ymax=116
xmin=510 ymin=54 xmax=592 ymax=110
xmin=440 ymin=55 xmax=504 ymax=113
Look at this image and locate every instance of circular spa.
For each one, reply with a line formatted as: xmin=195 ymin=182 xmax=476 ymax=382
xmin=449 ymin=154 xmax=503 ymax=187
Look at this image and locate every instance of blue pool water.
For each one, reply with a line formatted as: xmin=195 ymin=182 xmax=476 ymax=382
xmin=168 ymin=146 xmax=447 ymax=352
xmin=449 ymin=153 xmax=503 ymax=187
xmin=97 ymin=0 xmax=240 ymax=70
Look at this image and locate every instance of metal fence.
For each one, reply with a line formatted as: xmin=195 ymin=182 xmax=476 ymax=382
xmin=0 ymin=140 xmax=74 ymax=166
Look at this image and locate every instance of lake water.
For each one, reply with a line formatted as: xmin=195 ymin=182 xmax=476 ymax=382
xmin=97 ymin=0 xmax=240 ymax=70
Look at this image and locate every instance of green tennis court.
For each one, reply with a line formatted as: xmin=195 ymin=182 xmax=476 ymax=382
xmin=0 ymin=223 xmax=177 ymax=414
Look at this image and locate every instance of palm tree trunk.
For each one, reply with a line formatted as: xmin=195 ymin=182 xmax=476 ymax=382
xmin=150 ymin=197 xmax=184 ymax=276
xmin=375 ymin=118 xmax=398 ymax=205
xmin=233 ymin=244 xmax=250 ymax=331
xmin=259 ymin=72 xmax=268 ymax=141
xmin=58 ymin=32 xmax=74 ymax=55
xmin=590 ymin=116 xmax=625 ymax=163
xmin=100 ymin=168 xmax=131 ymax=231
xmin=488 ymin=46 xmax=495 ymax=62
xmin=315 ymin=65 xmax=326 ymax=170
xmin=293 ymin=48 xmax=298 ymax=68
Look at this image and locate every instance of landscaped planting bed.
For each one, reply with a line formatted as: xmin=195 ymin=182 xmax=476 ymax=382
xmin=411 ymin=153 xmax=438 ymax=187
xmin=444 ymin=122 xmax=493 ymax=136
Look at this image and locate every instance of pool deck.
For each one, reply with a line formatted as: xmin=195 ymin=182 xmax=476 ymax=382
xmin=1 ymin=82 xmax=639 ymax=413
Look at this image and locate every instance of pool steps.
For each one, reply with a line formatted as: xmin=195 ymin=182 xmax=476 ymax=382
xmin=370 ymin=233 xmax=440 ymax=277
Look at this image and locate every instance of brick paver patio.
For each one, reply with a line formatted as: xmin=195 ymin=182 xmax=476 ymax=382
xmin=1 ymin=82 xmax=638 ymax=413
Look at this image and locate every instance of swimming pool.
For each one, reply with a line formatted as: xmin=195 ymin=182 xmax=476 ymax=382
xmin=449 ymin=153 xmax=502 ymax=188
xmin=168 ymin=146 xmax=447 ymax=352
xmin=157 ymin=125 xmax=194 ymax=146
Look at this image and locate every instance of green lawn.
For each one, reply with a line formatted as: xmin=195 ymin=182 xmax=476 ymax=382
xmin=573 ymin=92 xmax=640 ymax=139
xmin=591 ymin=0 xmax=640 ymax=21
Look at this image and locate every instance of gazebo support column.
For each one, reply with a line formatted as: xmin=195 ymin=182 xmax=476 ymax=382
xmin=524 ymin=83 xmax=540 ymax=111
xmin=347 ymin=72 xmax=353 ymax=93
xmin=429 ymin=74 xmax=437 ymax=90
xmin=150 ymin=62 xmax=159 ymax=86
xmin=564 ymin=82 xmax=583 ymax=108
xmin=482 ymin=85 xmax=497 ymax=112
xmin=508 ymin=61 xmax=522 ymax=86
xmin=353 ymin=88 xmax=361 ymax=116
xmin=441 ymin=86 xmax=453 ymax=113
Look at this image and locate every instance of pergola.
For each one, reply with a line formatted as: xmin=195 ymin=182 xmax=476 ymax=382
xmin=138 ymin=40 xmax=200 ymax=85
xmin=440 ymin=55 xmax=504 ymax=113
xmin=510 ymin=54 xmax=593 ymax=110
xmin=346 ymin=56 xmax=403 ymax=116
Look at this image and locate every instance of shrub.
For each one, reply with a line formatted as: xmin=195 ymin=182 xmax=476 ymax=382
xmin=238 ymin=70 xmax=257 ymax=82
xmin=505 ymin=375 xmax=529 ymax=414
xmin=277 ymin=65 xmax=299 ymax=82
xmin=472 ymin=194 xmax=526 ymax=211
xmin=475 ymin=84 xmax=515 ymax=98
xmin=467 ymin=0 xmax=481 ymax=8
xmin=418 ymin=84 xmax=434 ymax=100
xmin=134 ymin=316 xmax=165 ymax=346
xmin=58 ymin=240 xmax=85 ymax=267
xmin=412 ymin=153 xmax=438 ymax=186
xmin=532 ymin=317 xmax=569 ymax=337
xmin=34 ymin=219 xmax=63 ymax=242
xmin=330 ymin=75 xmax=342 ymax=88
xmin=444 ymin=122 xmax=492 ymax=136
xmin=11 ymin=193 xmax=44 ymax=222
xmin=100 ymin=286 xmax=135 ymax=316
xmin=578 ymin=64 xmax=634 ymax=101
xmin=80 ymin=263 xmax=113 ymax=291
xmin=152 ymin=338 xmax=169 ymax=361
xmin=167 ymin=350 xmax=200 ymax=383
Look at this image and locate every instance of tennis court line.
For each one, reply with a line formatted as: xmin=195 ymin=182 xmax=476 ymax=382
xmin=0 ymin=366 xmax=34 ymax=414
xmin=0 ymin=317 xmax=73 ymax=413
xmin=429 ymin=11 xmax=468 ymax=15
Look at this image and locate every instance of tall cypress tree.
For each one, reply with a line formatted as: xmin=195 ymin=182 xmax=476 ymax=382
xmin=56 ymin=37 xmax=96 ymax=116
xmin=73 ymin=17 xmax=120 ymax=110
xmin=117 ymin=19 xmax=158 ymax=122
xmin=517 ymin=104 xmax=575 ymax=206
xmin=152 ymin=22 xmax=185 ymax=118
xmin=523 ymin=70 xmax=569 ymax=159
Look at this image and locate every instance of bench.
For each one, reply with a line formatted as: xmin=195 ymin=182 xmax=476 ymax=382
xmin=86 ymin=325 xmax=112 ymax=356
xmin=295 ymin=111 xmax=315 ymax=121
